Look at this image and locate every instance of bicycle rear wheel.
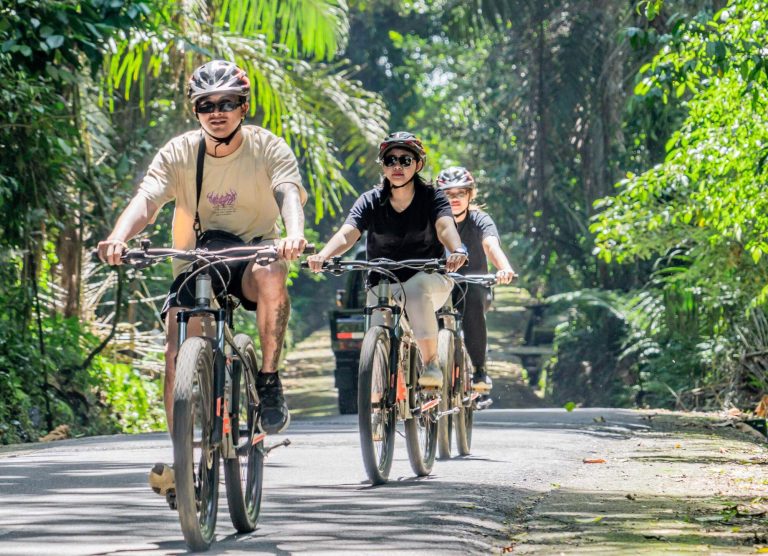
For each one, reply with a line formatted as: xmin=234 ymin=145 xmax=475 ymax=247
xmin=224 ymin=334 xmax=264 ymax=533
xmin=405 ymin=353 xmax=438 ymax=476
xmin=437 ymin=329 xmax=455 ymax=459
xmin=357 ymin=326 xmax=396 ymax=485
xmin=173 ymin=337 xmax=219 ymax=551
xmin=455 ymin=344 xmax=474 ymax=456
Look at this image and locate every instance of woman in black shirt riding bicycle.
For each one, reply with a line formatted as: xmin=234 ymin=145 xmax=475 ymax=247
xmin=436 ymin=166 xmax=516 ymax=394
xmin=308 ymin=132 xmax=467 ymax=388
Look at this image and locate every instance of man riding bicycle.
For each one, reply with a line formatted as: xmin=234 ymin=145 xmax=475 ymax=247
xmin=97 ymin=59 xmax=307 ymax=496
xmin=436 ymin=166 xmax=516 ymax=395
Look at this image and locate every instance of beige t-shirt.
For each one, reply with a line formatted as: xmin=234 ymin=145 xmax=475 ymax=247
xmin=136 ymin=126 xmax=307 ymax=275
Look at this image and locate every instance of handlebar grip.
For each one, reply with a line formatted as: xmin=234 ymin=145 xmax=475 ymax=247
xmin=303 ymin=243 xmax=316 ymax=255
xmin=90 ymin=248 xmax=102 ymax=263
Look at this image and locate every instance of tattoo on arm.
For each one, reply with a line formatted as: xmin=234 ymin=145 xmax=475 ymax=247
xmin=275 ymin=183 xmax=305 ymax=237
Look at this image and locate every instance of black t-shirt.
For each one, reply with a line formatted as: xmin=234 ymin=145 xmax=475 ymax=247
xmin=345 ymin=183 xmax=454 ymax=284
xmin=457 ymin=209 xmax=499 ymax=274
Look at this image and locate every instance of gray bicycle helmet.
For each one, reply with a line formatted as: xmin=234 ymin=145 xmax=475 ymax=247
xmin=188 ymin=60 xmax=250 ymax=103
xmin=437 ymin=166 xmax=476 ymax=190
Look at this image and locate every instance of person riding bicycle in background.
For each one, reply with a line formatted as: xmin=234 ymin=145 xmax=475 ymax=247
xmin=97 ymin=59 xmax=308 ymax=495
xmin=307 ymin=132 xmax=467 ymax=388
xmin=436 ymin=166 xmax=516 ymax=395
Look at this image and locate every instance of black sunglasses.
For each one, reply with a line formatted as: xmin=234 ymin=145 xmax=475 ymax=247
xmin=382 ymin=154 xmax=416 ymax=168
xmin=196 ymin=100 xmax=243 ymax=114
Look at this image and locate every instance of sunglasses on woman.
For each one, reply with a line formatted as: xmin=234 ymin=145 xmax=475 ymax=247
xmin=196 ymin=100 xmax=243 ymax=114
xmin=382 ymin=154 xmax=416 ymax=168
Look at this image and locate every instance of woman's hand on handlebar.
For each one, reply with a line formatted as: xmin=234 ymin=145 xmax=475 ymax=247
xmin=97 ymin=238 xmax=128 ymax=266
xmin=496 ymin=268 xmax=517 ymax=285
xmin=306 ymin=252 xmax=328 ymax=273
xmin=445 ymin=252 xmax=467 ymax=273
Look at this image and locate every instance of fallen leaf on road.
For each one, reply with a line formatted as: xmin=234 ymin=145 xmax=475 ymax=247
xmin=755 ymin=547 xmax=768 ymax=554
xmin=674 ymin=443 xmax=682 ymax=449
xmin=583 ymin=458 xmax=606 ymax=464
xmin=626 ymin=493 xmax=637 ymax=500
xmin=593 ymin=416 xmax=606 ymax=423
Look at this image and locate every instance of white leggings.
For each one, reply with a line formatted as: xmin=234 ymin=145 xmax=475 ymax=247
xmin=367 ymin=272 xmax=453 ymax=339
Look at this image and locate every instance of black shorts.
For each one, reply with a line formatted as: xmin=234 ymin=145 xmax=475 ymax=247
xmin=160 ymin=236 xmax=276 ymax=319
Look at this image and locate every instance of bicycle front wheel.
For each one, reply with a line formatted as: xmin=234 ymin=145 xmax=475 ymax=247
xmin=357 ymin=326 xmax=396 ymax=485
xmin=224 ymin=334 xmax=264 ymax=533
xmin=405 ymin=354 xmax=439 ymax=476
xmin=437 ymin=329 xmax=455 ymax=459
xmin=173 ymin=337 xmax=219 ymax=551
xmin=455 ymin=344 xmax=474 ymax=456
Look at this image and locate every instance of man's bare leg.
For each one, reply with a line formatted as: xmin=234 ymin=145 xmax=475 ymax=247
xmin=242 ymin=260 xmax=291 ymax=432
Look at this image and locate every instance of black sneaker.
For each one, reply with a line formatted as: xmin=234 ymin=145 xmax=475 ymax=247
xmin=256 ymin=372 xmax=290 ymax=434
xmin=472 ymin=372 xmax=493 ymax=393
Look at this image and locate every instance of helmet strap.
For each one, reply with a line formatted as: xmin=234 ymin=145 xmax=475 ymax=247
xmin=201 ymin=122 xmax=242 ymax=156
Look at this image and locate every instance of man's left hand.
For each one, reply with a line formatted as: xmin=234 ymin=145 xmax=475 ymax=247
xmin=277 ymin=235 xmax=307 ymax=260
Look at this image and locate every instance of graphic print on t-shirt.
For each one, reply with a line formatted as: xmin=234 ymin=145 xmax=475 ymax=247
xmin=207 ymin=189 xmax=237 ymax=216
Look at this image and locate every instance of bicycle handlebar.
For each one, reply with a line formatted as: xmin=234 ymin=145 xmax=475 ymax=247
xmin=93 ymin=242 xmax=316 ymax=268
xmin=300 ymin=256 xmax=447 ymax=276
xmin=447 ymin=273 xmax=499 ymax=287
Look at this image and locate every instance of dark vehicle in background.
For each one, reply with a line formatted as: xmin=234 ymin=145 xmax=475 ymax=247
xmin=329 ymin=251 xmax=366 ymax=414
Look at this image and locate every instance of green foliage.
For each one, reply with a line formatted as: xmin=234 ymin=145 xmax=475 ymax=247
xmin=546 ymin=290 xmax=635 ymax=406
xmin=93 ymin=359 xmax=165 ymax=433
xmin=592 ymin=0 xmax=768 ymax=405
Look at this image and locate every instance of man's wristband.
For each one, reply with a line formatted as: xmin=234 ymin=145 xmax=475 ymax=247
xmin=452 ymin=246 xmax=468 ymax=256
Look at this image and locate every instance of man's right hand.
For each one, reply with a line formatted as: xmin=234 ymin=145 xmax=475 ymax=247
xmin=97 ymin=238 xmax=128 ymax=265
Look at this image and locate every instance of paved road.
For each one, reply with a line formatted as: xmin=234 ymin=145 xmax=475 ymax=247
xmin=0 ymin=408 xmax=650 ymax=555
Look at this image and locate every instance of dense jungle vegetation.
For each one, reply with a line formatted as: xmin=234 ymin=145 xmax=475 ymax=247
xmin=1 ymin=0 xmax=766 ymax=443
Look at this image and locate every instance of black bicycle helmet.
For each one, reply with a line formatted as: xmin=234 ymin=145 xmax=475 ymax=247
xmin=437 ymin=166 xmax=476 ymax=190
xmin=188 ymin=60 xmax=250 ymax=103
xmin=378 ymin=131 xmax=426 ymax=161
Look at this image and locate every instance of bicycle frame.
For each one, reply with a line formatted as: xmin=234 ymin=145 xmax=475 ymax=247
xmin=363 ymin=278 xmax=419 ymax=418
xmin=173 ymin=262 xmax=278 ymax=459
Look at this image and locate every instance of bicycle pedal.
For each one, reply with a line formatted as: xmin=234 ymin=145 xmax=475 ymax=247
xmin=476 ymin=397 xmax=494 ymax=410
xmin=265 ymin=438 xmax=291 ymax=455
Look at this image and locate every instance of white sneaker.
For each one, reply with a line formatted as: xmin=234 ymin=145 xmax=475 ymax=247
xmin=418 ymin=360 xmax=443 ymax=388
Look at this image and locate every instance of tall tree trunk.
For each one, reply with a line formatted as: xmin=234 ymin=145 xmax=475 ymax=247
xmin=55 ymin=222 xmax=81 ymax=319
xmin=525 ymin=7 xmax=550 ymax=237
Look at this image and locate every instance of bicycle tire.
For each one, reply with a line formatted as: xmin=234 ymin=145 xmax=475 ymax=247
xmin=455 ymin=344 xmax=474 ymax=456
xmin=224 ymin=334 xmax=264 ymax=533
xmin=173 ymin=337 xmax=219 ymax=551
xmin=357 ymin=326 xmax=396 ymax=485
xmin=437 ymin=329 xmax=455 ymax=459
xmin=405 ymin=352 xmax=438 ymax=476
